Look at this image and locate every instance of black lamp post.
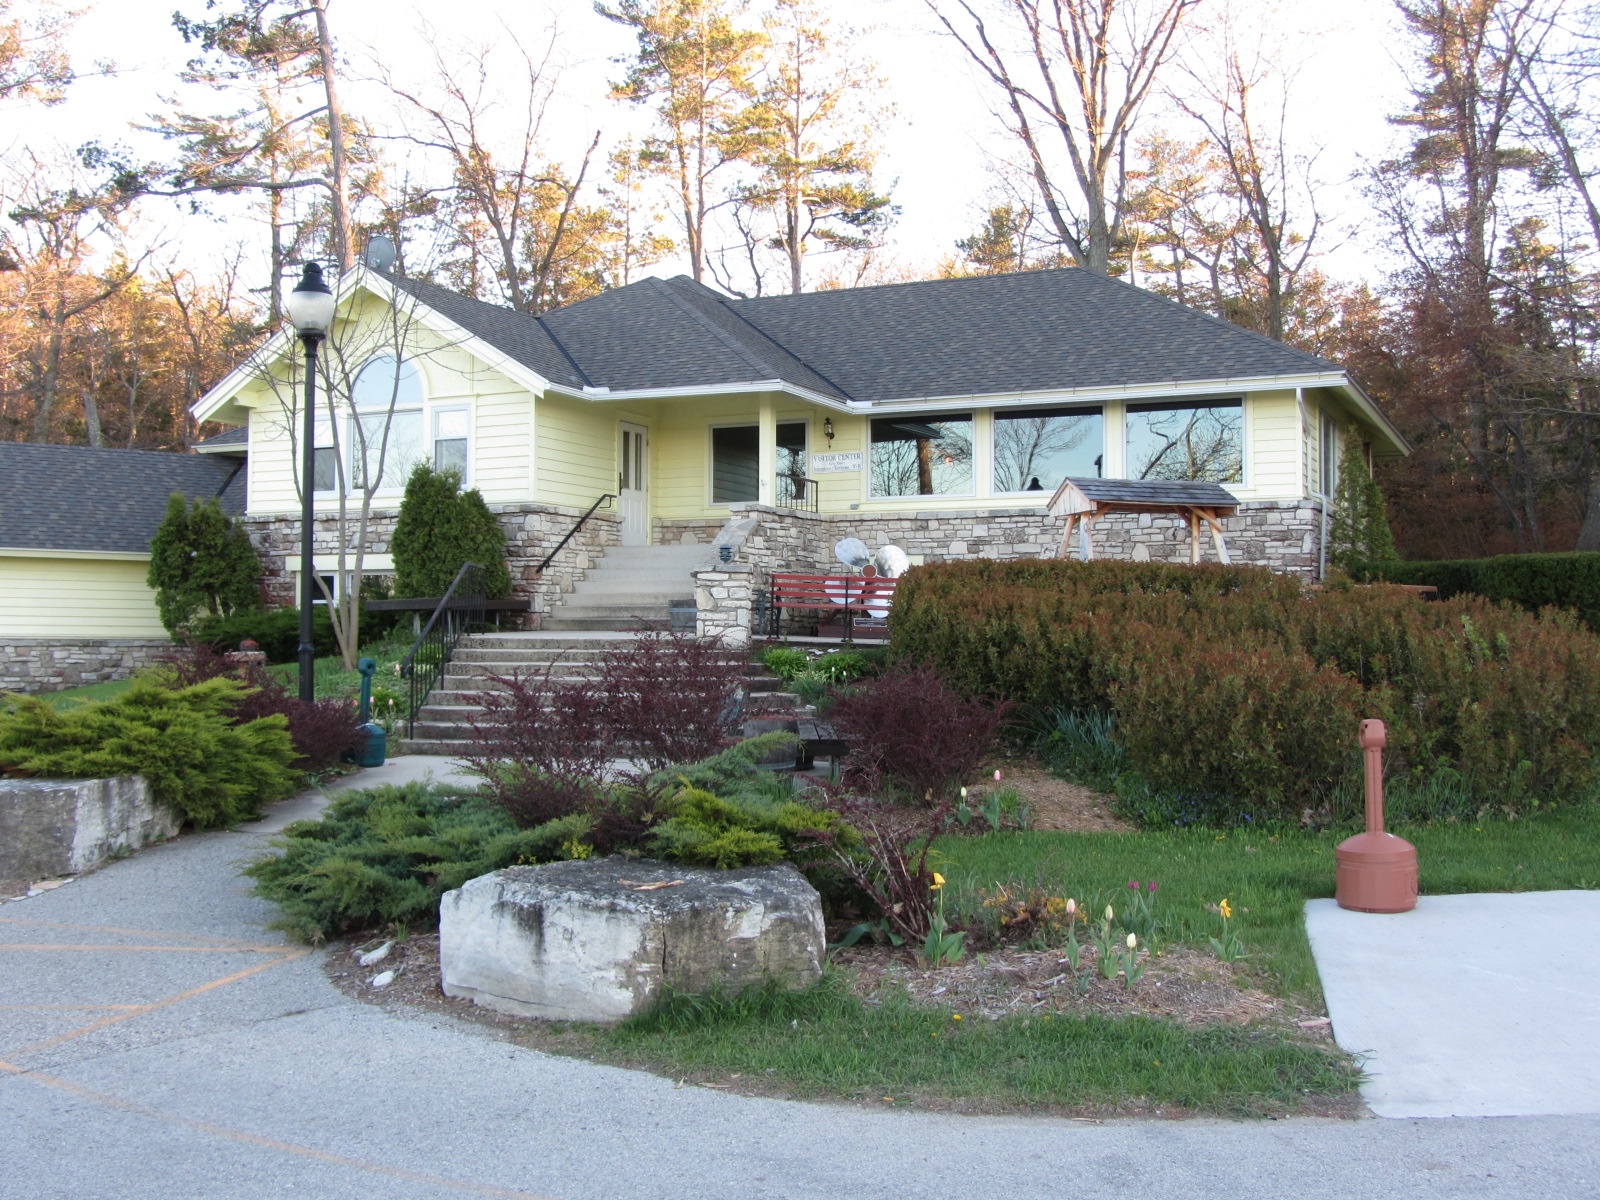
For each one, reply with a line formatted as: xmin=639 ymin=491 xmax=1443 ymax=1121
xmin=285 ymin=262 xmax=336 ymax=703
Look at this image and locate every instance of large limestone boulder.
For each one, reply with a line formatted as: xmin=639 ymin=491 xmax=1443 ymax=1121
xmin=439 ymin=857 xmax=825 ymax=1022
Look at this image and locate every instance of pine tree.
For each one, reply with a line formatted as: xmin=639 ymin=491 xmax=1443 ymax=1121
xmin=1329 ymin=437 xmax=1398 ymax=569
xmin=391 ymin=464 xmax=511 ymax=598
xmin=147 ymin=494 xmax=263 ymax=634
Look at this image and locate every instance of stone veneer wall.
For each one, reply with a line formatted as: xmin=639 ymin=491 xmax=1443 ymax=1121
xmin=241 ymin=502 xmax=621 ymax=628
xmin=714 ymin=499 xmax=1324 ymax=580
xmin=0 ymin=638 xmax=173 ymax=695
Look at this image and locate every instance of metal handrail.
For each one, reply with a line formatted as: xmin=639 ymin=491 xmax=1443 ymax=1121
xmin=537 ymin=492 xmax=615 ymax=574
xmin=399 ymin=561 xmax=487 ymax=737
xmin=778 ymin=474 xmax=820 ymax=513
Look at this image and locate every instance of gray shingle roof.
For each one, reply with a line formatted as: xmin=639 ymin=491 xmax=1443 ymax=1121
xmin=0 ymin=444 xmax=246 ymax=554
xmin=194 ymin=426 xmax=248 ymax=452
xmin=1066 ymin=478 xmax=1240 ymax=508
xmin=379 ymin=267 xmax=1343 ymax=404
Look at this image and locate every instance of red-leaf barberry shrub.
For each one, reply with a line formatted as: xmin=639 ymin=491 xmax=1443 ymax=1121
xmin=596 ymin=632 xmax=747 ymax=771
xmin=802 ymin=786 xmax=949 ymax=942
xmin=157 ymin=640 xmax=359 ymax=772
xmin=826 ymin=662 xmax=1009 ymax=804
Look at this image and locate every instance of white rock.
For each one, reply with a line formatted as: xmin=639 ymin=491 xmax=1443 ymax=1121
xmin=440 ymin=857 xmax=825 ymax=1023
xmin=369 ymin=969 xmax=396 ymax=988
xmin=358 ymin=940 xmax=393 ymax=967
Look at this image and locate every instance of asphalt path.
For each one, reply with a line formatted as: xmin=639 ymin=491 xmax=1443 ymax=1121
xmin=3 ymin=811 xmax=1598 ymax=1199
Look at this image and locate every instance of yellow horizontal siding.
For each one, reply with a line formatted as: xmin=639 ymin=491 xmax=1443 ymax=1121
xmin=535 ymin=392 xmax=616 ymax=509
xmin=0 ymin=558 xmax=167 ymax=638
xmin=1240 ymin=391 xmax=1301 ymax=501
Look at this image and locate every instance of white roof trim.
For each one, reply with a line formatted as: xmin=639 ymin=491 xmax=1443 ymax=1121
xmin=0 ymin=547 xmax=152 ymax=561
xmin=190 ymin=268 xmax=555 ymax=424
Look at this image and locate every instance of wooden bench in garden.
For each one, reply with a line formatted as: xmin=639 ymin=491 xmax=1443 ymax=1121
xmin=765 ymin=572 xmax=897 ymax=637
xmin=796 ymin=717 xmax=849 ymax=770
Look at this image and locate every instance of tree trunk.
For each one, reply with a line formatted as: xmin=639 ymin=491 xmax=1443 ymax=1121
xmin=310 ymin=0 xmax=354 ymax=271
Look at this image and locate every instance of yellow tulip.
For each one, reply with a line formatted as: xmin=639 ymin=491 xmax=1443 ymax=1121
xmin=931 ymin=872 xmax=945 ymax=891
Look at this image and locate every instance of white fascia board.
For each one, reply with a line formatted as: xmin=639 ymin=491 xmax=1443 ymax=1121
xmin=190 ymin=269 xmax=554 ymax=425
xmin=546 ymin=370 xmax=1382 ymax=425
xmin=0 ymin=547 xmax=152 ymax=561
xmin=546 ymin=378 xmax=856 ymax=413
xmin=1333 ymin=379 xmax=1411 ymax=457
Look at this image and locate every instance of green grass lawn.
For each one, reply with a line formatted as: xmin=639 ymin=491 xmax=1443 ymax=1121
xmin=934 ymin=809 xmax=1600 ymax=1001
xmin=32 ymin=678 xmax=138 ymax=709
xmin=506 ymin=804 xmax=1598 ymax=1115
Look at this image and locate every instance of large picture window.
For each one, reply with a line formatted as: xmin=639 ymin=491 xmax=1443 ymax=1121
xmin=1125 ymin=400 xmax=1243 ymax=483
xmin=349 ymin=355 xmax=425 ymax=491
xmin=870 ymin=414 xmax=972 ymax=498
xmin=992 ymin=407 xmax=1103 ymax=493
xmin=711 ymin=425 xmax=759 ymax=504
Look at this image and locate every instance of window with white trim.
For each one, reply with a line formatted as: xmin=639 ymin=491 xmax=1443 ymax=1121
xmin=433 ymin=406 xmax=470 ymax=480
xmin=349 ymin=355 xmax=426 ymax=491
xmin=1319 ymin=411 xmax=1338 ymax=498
xmin=992 ymin=407 xmax=1103 ymax=493
xmin=870 ymin=414 xmax=973 ymax=498
xmin=1124 ymin=400 xmax=1243 ymax=483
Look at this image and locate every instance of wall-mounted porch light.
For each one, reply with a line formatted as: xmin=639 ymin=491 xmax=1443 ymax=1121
xmin=823 ymin=417 xmax=835 ymax=443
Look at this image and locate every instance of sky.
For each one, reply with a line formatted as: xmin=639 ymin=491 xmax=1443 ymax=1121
xmin=11 ymin=0 xmax=1421 ymax=288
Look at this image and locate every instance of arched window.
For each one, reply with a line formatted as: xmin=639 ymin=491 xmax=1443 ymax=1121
xmin=349 ymin=355 xmax=425 ymax=490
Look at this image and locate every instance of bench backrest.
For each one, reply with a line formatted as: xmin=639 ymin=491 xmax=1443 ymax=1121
xmin=769 ymin=572 xmax=898 ymax=612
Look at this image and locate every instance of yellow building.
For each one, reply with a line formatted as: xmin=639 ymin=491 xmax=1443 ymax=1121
xmin=0 ymin=442 xmax=244 ymax=692
xmin=191 ymin=266 xmax=1408 ymax=637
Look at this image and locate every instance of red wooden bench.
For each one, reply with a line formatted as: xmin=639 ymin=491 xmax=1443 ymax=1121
xmin=765 ymin=572 xmax=898 ymax=637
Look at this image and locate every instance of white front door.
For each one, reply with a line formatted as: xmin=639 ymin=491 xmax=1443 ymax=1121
xmin=619 ymin=422 xmax=649 ymax=546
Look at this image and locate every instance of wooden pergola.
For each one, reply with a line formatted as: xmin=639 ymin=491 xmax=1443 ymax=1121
xmin=1046 ymin=477 xmax=1241 ymax=565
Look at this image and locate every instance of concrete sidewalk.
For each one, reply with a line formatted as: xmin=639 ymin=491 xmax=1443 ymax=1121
xmin=1306 ymin=892 xmax=1600 ymax=1119
xmin=1 ymin=772 xmax=1597 ymax=1198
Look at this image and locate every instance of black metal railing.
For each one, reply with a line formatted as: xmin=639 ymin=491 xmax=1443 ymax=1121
xmin=399 ymin=561 xmax=487 ymax=737
xmin=778 ymin=474 xmax=820 ymax=512
xmin=537 ymin=492 xmax=615 ymax=574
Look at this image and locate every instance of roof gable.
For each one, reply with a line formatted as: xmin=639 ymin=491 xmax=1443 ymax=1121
xmin=0 ymin=444 xmax=244 ymax=555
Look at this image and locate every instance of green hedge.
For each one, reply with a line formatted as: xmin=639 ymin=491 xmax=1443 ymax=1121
xmin=191 ymin=606 xmax=338 ymax=663
xmin=1351 ymin=552 xmax=1600 ymax=633
xmin=891 ymin=560 xmax=1600 ymax=824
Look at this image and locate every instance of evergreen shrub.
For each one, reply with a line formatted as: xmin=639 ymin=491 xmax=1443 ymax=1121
xmin=892 ymin=559 xmax=1600 ymax=822
xmin=390 ymin=464 xmax=511 ymax=598
xmin=147 ymin=494 xmax=263 ymax=634
xmin=1351 ymin=551 xmax=1600 ymax=633
xmin=191 ymin=605 xmax=336 ymax=662
xmin=0 ymin=678 xmax=300 ymax=828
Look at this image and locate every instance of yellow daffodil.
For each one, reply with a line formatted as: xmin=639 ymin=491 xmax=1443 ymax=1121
xmin=1220 ymin=898 xmax=1234 ymax=920
xmin=931 ymin=872 xmax=945 ymax=891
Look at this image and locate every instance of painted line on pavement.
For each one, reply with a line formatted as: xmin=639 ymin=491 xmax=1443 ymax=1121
xmin=4 ymin=950 xmax=306 ymax=1059
xmin=0 ymin=1058 xmax=562 ymax=1200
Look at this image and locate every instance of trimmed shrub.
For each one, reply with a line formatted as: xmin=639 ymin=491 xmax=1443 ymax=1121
xmin=390 ymin=463 xmax=511 ymax=599
xmin=762 ymin=646 xmax=811 ymax=680
xmin=648 ymin=783 xmax=849 ymax=870
xmin=0 ymin=678 xmax=300 ymax=828
xmin=1111 ymin=642 xmax=1364 ymax=823
xmin=1351 ymin=552 xmax=1600 ymax=633
xmin=895 ymin=558 xmax=1600 ymax=823
xmin=191 ymin=606 xmax=337 ymax=663
xmin=827 ymin=661 xmax=1010 ymax=803
xmin=147 ymin=494 xmax=263 ymax=635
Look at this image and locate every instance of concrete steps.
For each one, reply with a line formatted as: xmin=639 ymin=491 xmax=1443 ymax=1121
xmin=396 ymin=628 xmax=791 ymax=756
xmin=541 ymin=543 xmax=707 ymax=632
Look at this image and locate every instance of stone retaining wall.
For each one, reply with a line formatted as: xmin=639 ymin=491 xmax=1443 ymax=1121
xmin=0 ymin=775 xmax=177 ymax=887
xmin=241 ymin=502 xmax=621 ymax=628
xmin=711 ymin=499 xmax=1324 ymax=580
xmin=0 ymin=638 xmax=173 ymax=695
